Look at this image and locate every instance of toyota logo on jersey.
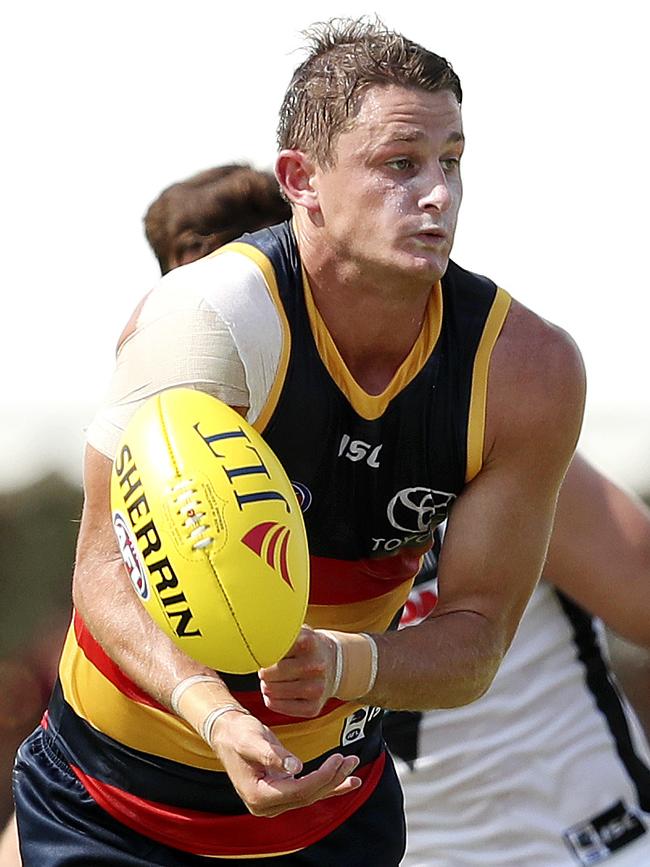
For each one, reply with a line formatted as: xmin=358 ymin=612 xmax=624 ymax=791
xmin=387 ymin=487 xmax=456 ymax=534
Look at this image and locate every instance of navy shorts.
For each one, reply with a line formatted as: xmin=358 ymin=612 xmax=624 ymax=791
xmin=13 ymin=727 xmax=405 ymax=866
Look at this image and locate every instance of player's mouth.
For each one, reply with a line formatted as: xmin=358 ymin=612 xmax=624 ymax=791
xmin=412 ymin=228 xmax=447 ymax=247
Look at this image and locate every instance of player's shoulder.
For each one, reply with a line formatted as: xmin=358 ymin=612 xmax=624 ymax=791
xmin=147 ymin=244 xmax=274 ymax=314
xmin=500 ymin=298 xmax=585 ymax=392
xmin=487 ymin=298 xmax=586 ymax=453
xmin=134 ymin=221 xmax=293 ymax=323
xmin=116 ymin=240 xmax=283 ymax=351
xmin=114 ymin=238 xmax=288 ymax=360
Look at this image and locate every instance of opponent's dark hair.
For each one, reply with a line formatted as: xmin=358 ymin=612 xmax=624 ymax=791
xmin=143 ymin=164 xmax=291 ymax=274
xmin=277 ymin=17 xmax=462 ymax=167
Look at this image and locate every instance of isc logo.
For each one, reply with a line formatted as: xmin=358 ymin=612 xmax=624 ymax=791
xmin=338 ymin=434 xmax=382 ymax=468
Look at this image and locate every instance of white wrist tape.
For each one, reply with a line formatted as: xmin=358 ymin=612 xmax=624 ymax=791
xmin=317 ymin=630 xmax=379 ymax=700
xmin=170 ymin=675 xmax=222 ymax=715
xmin=201 ymin=705 xmax=251 ymax=745
xmin=323 ymin=631 xmax=344 ymax=695
xmin=360 ymin=632 xmax=379 ymax=692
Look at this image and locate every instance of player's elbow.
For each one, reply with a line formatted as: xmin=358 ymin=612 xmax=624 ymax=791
xmin=451 ymin=656 xmax=502 ymax=707
xmin=432 ymin=640 xmax=504 ymax=710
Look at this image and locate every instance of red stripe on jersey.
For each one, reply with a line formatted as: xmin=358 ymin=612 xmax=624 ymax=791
xmin=70 ymin=751 xmax=386 ymax=857
xmin=227 ymin=688 xmax=346 ymax=726
xmin=73 ymin=611 xmax=346 ymax=726
xmin=309 ymin=548 xmax=427 ymax=605
xmin=73 ymin=613 xmax=166 ymax=711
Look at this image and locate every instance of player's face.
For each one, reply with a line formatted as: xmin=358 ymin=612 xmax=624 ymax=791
xmin=313 ymin=85 xmax=464 ymax=285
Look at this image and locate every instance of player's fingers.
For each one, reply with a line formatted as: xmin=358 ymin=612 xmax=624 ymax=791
xmin=275 ymin=626 xmax=316 ymax=660
xmin=282 ymin=754 xmax=362 ymax=808
xmin=259 ymin=655 xmax=325 ymax=683
xmin=229 ymin=721 xmax=303 ymax=777
xmin=260 ymin=678 xmax=326 ymax=702
xmin=257 ymin=754 xmax=361 ymax=814
xmin=290 ymin=626 xmax=317 ymax=652
xmin=320 ymin=774 xmax=364 ymax=800
xmin=260 ymin=744 xmax=303 ymax=778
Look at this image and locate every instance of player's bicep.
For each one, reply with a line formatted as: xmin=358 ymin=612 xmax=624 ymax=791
xmin=434 ymin=302 xmax=586 ymax=648
xmin=87 ymin=253 xmax=284 ymax=460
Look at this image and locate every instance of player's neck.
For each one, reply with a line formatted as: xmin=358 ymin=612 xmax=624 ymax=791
xmin=297 ymin=227 xmax=433 ymax=395
xmin=318 ymin=303 xmax=428 ymax=395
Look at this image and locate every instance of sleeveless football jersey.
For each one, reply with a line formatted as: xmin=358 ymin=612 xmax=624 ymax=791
xmin=386 ymin=555 xmax=650 ymax=866
xmin=48 ymin=221 xmax=511 ymax=858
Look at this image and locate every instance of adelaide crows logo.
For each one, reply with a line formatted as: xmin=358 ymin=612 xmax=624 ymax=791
xmin=291 ymin=481 xmax=312 ymax=512
xmin=241 ymin=521 xmax=294 ymax=589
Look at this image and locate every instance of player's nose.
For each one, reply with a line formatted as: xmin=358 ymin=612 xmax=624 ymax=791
xmin=418 ymin=183 xmax=451 ymax=213
xmin=418 ymin=166 xmax=452 ymax=212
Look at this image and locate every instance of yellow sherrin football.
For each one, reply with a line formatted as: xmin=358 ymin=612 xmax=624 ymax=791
xmin=110 ymin=387 xmax=310 ymax=674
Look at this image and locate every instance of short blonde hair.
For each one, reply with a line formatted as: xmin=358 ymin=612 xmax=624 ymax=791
xmin=277 ymin=17 xmax=462 ymax=168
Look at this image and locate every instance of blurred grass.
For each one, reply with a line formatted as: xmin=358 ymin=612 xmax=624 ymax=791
xmin=0 ymin=474 xmax=79 ymax=657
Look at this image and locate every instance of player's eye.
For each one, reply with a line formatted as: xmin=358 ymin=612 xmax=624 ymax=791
xmin=441 ymin=157 xmax=460 ymax=172
xmin=386 ymin=157 xmax=414 ymax=172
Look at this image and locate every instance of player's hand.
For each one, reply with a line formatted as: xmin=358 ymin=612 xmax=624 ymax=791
xmin=258 ymin=626 xmax=337 ymax=718
xmin=210 ymin=710 xmax=361 ymax=816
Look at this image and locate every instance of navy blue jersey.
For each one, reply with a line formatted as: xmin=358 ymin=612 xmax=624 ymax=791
xmin=47 ymin=221 xmax=511 ymax=858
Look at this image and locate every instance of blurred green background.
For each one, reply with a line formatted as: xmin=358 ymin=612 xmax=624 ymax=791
xmin=0 ymin=475 xmax=80 ymax=822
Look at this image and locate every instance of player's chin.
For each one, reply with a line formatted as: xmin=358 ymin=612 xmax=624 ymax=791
xmin=401 ymin=251 xmax=449 ymax=283
xmin=394 ymin=238 xmax=448 ymax=271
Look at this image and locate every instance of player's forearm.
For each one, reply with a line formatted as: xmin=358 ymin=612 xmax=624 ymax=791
xmin=74 ymin=445 xmax=236 ymax=715
xmin=366 ymin=611 xmax=504 ymax=710
xmin=259 ymin=613 xmax=506 ymax=717
xmin=73 ymin=564 xmax=254 ymax=746
xmin=72 ymin=556 xmax=237 ymax=721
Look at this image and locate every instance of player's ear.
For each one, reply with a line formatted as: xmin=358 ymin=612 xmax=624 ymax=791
xmin=275 ymin=150 xmax=319 ymax=213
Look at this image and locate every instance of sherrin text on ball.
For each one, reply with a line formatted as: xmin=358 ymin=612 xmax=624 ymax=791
xmin=110 ymin=387 xmax=310 ymax=673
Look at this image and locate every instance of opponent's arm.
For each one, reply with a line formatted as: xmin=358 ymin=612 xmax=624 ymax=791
xmin=543 ymin=452 xmax=650 ymax=647
xmin=260 ymin=301 xmax=586 ymax=714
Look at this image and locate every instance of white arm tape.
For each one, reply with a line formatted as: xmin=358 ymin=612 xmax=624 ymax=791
xmin=201 ymin=705 xmax=251 ymax=745
xmin=320 ymin=630 xmax=344 ymax=695
xmin=360 ymin=633 xmax=379 ymax=692
xmin=170 ymin=675 xmax=222 ymax=716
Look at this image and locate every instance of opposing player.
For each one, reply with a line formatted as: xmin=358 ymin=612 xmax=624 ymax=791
xmin=142 ymin=163 xmax=291 ymax=274
xmin=12 ymin=18 xmax=585 ymax=865
xmin=387 ymin=453 xmax=650 ymax=866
